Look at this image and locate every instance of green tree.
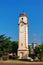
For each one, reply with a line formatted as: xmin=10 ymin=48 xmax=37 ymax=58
xmin=3 ymin=37 xmax=12 ymax=55
xmin=34 ymin=46 xmax=40 ymax=55
xmin=11 ymin=41 xmax=18 ymax=55
xmin=0 ymin=34 xmax=6 ymax=55
xmin=0 ymin=34 xmax=18 ymax=60
xmin=0 ymin=34 xmax=12 ymax=55
xmin=34 ymin=44 xmax=43 ymax=61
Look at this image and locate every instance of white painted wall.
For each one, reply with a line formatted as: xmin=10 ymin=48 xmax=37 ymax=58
xmin=18 ymin=14 xmax=29 ymax=59
xmin=19 ymin=17 xmax=27 ymax=23
xmin=26 ymin=25 xmax=28 ymax=48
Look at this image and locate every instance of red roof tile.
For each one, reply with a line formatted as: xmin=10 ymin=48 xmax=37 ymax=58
xmin=19 ymin=13 xmax=27 ymax=17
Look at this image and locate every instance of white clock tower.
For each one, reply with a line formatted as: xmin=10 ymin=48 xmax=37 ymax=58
xmin=18 ymin=13 xmax=29 ymax=59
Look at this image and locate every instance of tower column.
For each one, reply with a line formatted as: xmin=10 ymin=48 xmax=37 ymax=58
xmin=18 ymin=13 xmax=29 ymax=59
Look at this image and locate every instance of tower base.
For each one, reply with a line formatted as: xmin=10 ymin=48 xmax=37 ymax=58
xmin=18 ymin=49 xmax=29 ymax=59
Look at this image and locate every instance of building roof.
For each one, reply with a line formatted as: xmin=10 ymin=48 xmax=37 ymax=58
xmin=19 ymin=12 xmax=27 ymax=17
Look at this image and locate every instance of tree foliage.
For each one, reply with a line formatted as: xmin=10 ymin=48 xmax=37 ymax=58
xmin=0 ymin=34 xmax=18 ymax=58
xmin=34 ymin=44 xmax=43 ymax=61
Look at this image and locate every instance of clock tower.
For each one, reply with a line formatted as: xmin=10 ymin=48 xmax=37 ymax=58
xmin=18 ymin=13 xmax=29 ymax=59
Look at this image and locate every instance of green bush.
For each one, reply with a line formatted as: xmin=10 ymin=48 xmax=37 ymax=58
xmin=12 ymin=56 xmax=19 ymax=60
xmin=2 ymin=55 xmax=8 ymax=60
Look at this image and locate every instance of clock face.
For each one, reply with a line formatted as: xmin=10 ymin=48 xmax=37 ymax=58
xmin=21 ymin=17 xmax=23 ymax=21
xmin=21 ymin=18 xmax=23 ymax=20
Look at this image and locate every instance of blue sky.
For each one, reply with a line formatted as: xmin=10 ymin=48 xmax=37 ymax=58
xmin=0 ymin=0 xmax=43 ymax=43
